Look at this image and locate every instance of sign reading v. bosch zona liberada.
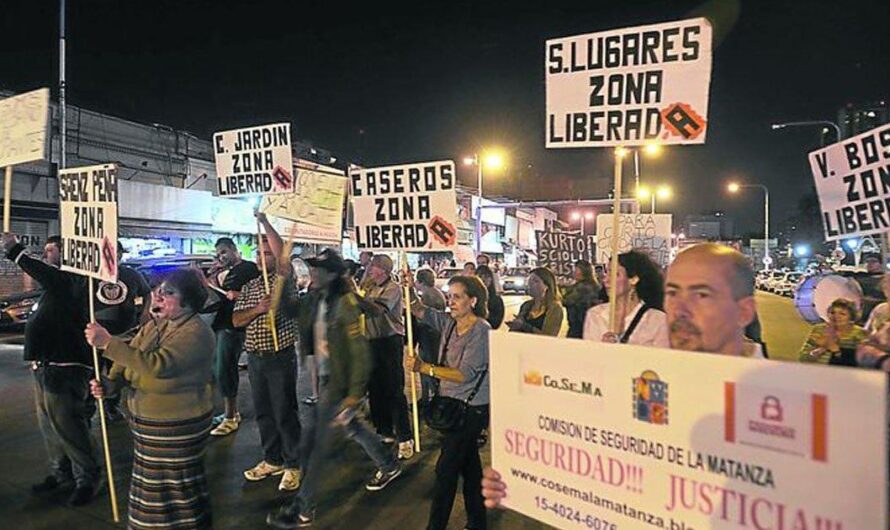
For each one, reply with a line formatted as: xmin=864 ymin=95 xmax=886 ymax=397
xmin=349 ymin=160 xmax=458 ymax=252
xmin=545 ymin=18 xmax=713 ymax=148
xmin=59 ymin=164 xmax=119 ymax=282
xmin=491 ymin=333 xmax=887 ymax=530
xmin=213 ymin=122 xmax=294 ymax=197
xmin=0 ymin=88 xmax=50 ymax=167
xmin=810 ymin=123 xmax=890 ymax=242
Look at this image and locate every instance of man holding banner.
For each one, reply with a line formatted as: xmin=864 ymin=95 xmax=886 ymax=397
xmin=2 ymin=232 xmax=101 ymax=506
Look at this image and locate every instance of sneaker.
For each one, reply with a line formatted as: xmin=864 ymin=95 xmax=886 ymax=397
xmin=365 ymin=466 xmax=402 ymax=491
xmin=397 ymin=440 xmax=415 ymax=460
xmin=278 ymin=468 xmax=301 ymax=491
xmin=31 ymin=476 xmax=72 ymax=494
xmin=68 ymin=483 xmax=96 ymax=506
xmin=244 ymin=461 xmax=285 ymax=482
xmin=266 ymin=506 xmax=314 ymax=528
xmin=211 ymin=417 xmax=241 ymax=436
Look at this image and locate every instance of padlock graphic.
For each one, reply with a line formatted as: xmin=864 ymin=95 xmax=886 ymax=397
xmin=760 ymin=396 xmax=783 ymax=422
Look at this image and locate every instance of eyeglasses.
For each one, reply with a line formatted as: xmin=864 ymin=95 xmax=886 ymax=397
xmin=154 ymin=285 xmax=181 ymax=298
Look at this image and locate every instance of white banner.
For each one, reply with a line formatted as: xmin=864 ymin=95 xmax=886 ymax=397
xmin=546 ymin=18 xmax=713 ymax=148
xmin=213 ymin=122 xmax=294 ymax=197
xmin=349 ymin=160 xmax=458 ymax=252
xmin=491 ymin=332 xmax=887 ymax=530
xmin=59 ymin=164 xmax=119 ymax=282
xmin=595 ymin=213 xmax=672 ymax=266
xmin=260 ymin=164 xmax=347 ymax=245
xmin=0 ymin=88 xmax=50 ymax=167
xmin=809 ymin=123 xmax=890 ymax=242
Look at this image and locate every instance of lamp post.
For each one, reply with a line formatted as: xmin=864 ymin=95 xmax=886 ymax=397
xmin=571 ymin=211 xmax=594 ymax=235
xmin=728 ymin=182 xmax=770 ymax=269
xmin=632 ymin=142 xmax=662 ymax=198
xmin=464 ymin=151 xmax=504 ymax=254
xmin=636 ymin=185 xmax=672 ymax=213
xmin=771 ymin=120 xmax=842 ymax=144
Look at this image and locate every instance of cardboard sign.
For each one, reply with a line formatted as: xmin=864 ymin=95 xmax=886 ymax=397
xmin=596 ymin=214 xmax=672 ymax=266
xmin=536 ymin=230 xmax=597 ymax=278
xmin=0 ymin=88 xmax=50 ymax=167
xmin=59 ymin=164 xmax=119 ymax=282
xmin=213 ymin=123 xmax=294 ymax=197
xmin=809 ymin=123 xmax=890 ymax=242
xmin=260 ymin=164 xmax=347 ymax=245
xmin=490 ymin=332 xmax=887 ymax=530
xmin=545 ymin=18 xmax=713 ymax=148
xmin=349 ymin=160 xmax=458 ymax=252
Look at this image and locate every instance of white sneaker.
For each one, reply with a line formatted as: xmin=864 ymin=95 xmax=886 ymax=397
xmin=243 ymin=460 xmax=285 ymax=482
xmin=398 ymin=440 xmax=415 ymax=460
xmin=210 ymin=417 xmax=240 ymax=436
xmin=278 ymin=468 xmax=301 ymax=491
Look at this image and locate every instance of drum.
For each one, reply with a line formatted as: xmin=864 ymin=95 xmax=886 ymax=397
xmin=794 ymin=274 xmax=863 ymax=324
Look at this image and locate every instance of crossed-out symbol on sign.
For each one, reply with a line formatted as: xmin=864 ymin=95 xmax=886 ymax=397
xmin=428 ymin=216 xmax=457 ymax=246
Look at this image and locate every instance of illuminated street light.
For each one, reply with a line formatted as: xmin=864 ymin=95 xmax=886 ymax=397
xmin=727 ymin=181 xmax=771 ymax=269
xmin=465 ymin=148 xmax=507 ymax=253
xmin=727 ymin=182 xmax=741 ymax=193
xmin=657 ymin=185 xmax=672 ymax=200
xmin=615 ymin=147 xmax=628 ymax=159
xmin=484 ymin=152 xmax=505 ymax=170
xmin=794 ymin=244 xmax=811 ymax=257
xmin=643 ymin=142 xmax=662 ymax=157
xmin=571 ymin=211 xmax=581 ymax=221
xmin=637 ymin=184 xmax=671 ymax=213
xmin=570 ymin=210 xmax=595 ymax=235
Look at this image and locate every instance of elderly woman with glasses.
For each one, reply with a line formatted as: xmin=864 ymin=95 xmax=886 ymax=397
xmin=85 ymin=269 xmax=215 ymax=530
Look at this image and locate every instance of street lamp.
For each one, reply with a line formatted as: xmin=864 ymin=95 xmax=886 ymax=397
xmin=771 ymin=120 xmax=842 ymax=144
xmin=728 ymin=181 xmax=770 ymax=269
xmin=636 ymin=184 xmax=672 ymax=213
xmin=631 ymin=141 xmax=662 ymax=198
xmin=465 ymin=149 xmax=506 ymax=254
xmin=570 ymin=211 xmax=595 ymax=235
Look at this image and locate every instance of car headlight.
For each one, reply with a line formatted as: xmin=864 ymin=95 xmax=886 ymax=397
xmin=515 ymin=279 xmax=525 ymax=286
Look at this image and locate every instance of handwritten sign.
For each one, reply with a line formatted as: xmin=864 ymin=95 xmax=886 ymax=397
xmin=213 ymin=123 xmax=294 ymax=197
xmin=0 ymin=88 xmax=50 ymax=167
xmin=596 ymin=214 xmax=672 ymax=266
xmin=260 ymin=164 xmax=347 ymax=244
xmin=59 ymin=164 xmax=119 ymax=282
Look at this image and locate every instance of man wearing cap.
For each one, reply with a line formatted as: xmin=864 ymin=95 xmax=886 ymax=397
xmin=266 ymin=249 xmax=401 ymax=529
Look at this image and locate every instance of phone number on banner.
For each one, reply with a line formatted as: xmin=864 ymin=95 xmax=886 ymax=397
xmin=534 ymin=496 xmax=617 ymax=530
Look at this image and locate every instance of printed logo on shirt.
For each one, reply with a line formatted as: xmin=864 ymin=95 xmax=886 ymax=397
xmin=96 ymin=280 xmax=128 ymax=305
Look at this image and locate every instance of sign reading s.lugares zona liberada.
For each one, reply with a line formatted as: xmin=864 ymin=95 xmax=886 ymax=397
xmin=490 ymin=332 xmax=887 ymax=530
xmin=545 ymin=18 xmax=713 ymax=148
xmin=213 ymin=122 xmax=294 ymax=197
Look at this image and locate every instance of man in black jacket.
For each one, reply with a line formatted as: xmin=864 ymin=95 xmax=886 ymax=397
xmin=2 ymin=233 xmax=100 ymax=506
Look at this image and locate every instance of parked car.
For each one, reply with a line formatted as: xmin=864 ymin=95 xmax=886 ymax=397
xmin=774 ymin=272 xmax=803 ymax=297
xmin=500 ymin=267 xmax=531 ymax=294
xmin=434 ymin=267 xmax=464 ymax=293
xmin=754 ymin=271 xmax=772 ymax=290
xmin=762 ymin=270 xmax=788 ymax=292
xmin=0 ymin=289 xmax=41 ymax=333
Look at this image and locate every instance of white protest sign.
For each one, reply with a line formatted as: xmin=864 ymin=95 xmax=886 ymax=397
xmin=59 ymin=164 xmax=119 ymax=282
xmin=546 ymin=18 xmax=713 ymax=148
xmin=596 ymin=213 xmax=672 ymax=266
xmin=260 ymin=164 xmax=347 ymax=245
xmin=809 ymin=123 xmax=890 ymax=242
xmin=349 ymin=160 xmax=458 ymax=252
xmin=213 ymin=123 xmax=294 ymax=197
xmin=0 ymin=88 xmax=50 ymax=167
xmin=491 ymin=332 xmax=887 ymax=530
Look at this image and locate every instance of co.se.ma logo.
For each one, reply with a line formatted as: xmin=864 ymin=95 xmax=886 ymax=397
xmin=522 ymin=370 xmax=603 ymax=398
xmin=747 ymin=396 xmax=795 ymax=440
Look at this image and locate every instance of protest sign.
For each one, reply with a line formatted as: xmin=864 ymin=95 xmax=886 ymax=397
xmin=491 ymin=332 xmax=887 ymax=530
xmin=349 ymin=160 xmax=458 ymax=252
xmin=536 ymin=230 xmax=597 ymax=278
xmin=260 ymin=163 xmax=347 ymax=244
xmin=0 ymin=88 xmax=50 ymax=167
xmin=809 ymin=123 xmax=890 ymax=242
xmin=59 ymin=163 xmax=119 ymax=282
xmin=595 ymin=213 xmax=671 ymax=266
xmin=213 ymin=123 xmax=294 ymax=197
xmin=545 ymin=18 xmax=713 ymax=148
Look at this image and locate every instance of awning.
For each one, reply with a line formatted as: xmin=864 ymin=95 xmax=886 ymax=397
xmin=119 ymin=219 xmax=216 ymax=239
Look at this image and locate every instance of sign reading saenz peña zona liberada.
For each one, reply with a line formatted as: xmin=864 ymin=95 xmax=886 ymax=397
xmin=545 ymin=18 xmax=713 ymax=148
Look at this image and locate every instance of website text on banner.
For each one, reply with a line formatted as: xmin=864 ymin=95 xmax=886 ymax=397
xmin=810 ymin=123 xmax=890 ymax=242
xmin=213 ymin=122 xmax=294 ymax=197
xmin=545 ymin=18 xmax=713 ymax=148
xmin=536 ymin=230 xmax=597 ymax=279
xmin=595 ymin=214 xmax=672 ymax=267
xmin=349 ymin=160 xmax=458 ymax=252
xmin=59 ymin=163 xmax=119 ymax=283
xmin=490 ymin=332 xmax=887 ymax=530
xmin=259 ymin=163 xmax=347 ymax=245
xmin=0 ymin=88 xmax=50 ymax=167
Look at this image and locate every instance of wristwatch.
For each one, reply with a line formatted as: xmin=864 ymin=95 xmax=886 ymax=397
xmin=428 ymin=365 xmax=435 ymax=378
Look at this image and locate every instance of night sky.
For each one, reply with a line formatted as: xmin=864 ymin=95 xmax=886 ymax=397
xmin=2 ymin=0 xmax=888 ymax=238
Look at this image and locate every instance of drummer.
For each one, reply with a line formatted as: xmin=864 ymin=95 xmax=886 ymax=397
xmin=798 ymin=298 xmax=868 ymax=367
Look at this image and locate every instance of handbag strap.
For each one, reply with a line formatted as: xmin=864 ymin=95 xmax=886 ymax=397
xmin=620 ymin=304 xmax=651 ymax=344
xmin=464 ymin=368 xmax=488 ymax=405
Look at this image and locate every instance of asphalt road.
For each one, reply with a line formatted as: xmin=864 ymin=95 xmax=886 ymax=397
xmin=0 ymin=292 xmax=810 ymax=529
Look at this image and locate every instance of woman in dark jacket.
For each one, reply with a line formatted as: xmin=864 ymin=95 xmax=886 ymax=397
xmin=475 ymin=265 xmax=504 ymax=330
xmin=562 ymin=260 xmax=601 ymax=338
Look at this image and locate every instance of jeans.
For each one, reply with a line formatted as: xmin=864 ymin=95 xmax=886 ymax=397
xmin=368 ymin=335 xmax=411 ymax=442
xmin=33 ymin=365 xmax=100 ymax=487
xmin=215 ymin=329 xmax=245 ymax=399
xmin=247 ymin=348 xmax=301 ymax=469
xmin=293 ymin=374 xmax=397 ymax=513
xmin=427 ymin=405 xmax=489 ymax=530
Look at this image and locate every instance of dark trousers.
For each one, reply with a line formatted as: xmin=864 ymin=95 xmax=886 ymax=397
xmin=427 ymin=405 xmax=489 ymax=530
xmin=33 ymin=365 xmax=100 ymax=487
xmin=368 ymin=335 xmax=411 ymax=442
xmin=215 ymin=329 xmax=245 ymax=399
xmin=247 ymin=349 xmax=301 ymax=469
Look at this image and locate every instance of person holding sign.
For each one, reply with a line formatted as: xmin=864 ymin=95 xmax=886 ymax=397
xmin=506 ymin=267 xmax=564 ymax=336
xmin=85 ymin=269 xmax=214 ymax=530
xmin=403 ymin=272 xmax=491 ymax=530
xmin=482 ymin=243 xmax=764 ymax=508
xmin=582 ymin=251 xmax=668 ymax=346
xmin=233 ymin=217 xmax=302 ymax=492
xmin=1 ymin=233 xmax=101 ymax=507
